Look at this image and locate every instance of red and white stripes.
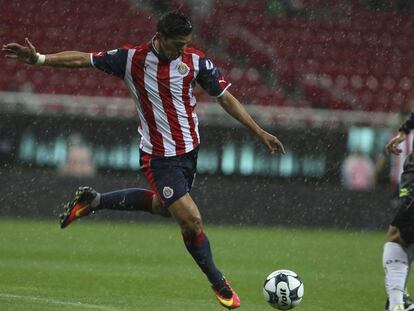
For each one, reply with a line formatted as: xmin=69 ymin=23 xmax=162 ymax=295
xmin=125 ymin=44 xmax=200 ymax=157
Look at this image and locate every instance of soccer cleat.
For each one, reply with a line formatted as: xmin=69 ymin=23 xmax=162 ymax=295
xmin=59 ymin=186 xmax=97 ymax=229
xmin=391 ymin=305 xmax=405 ymax=311
xmin=405 ymin=294 xmax=414 ymax=311
xmin=212 ymin=279 xmax=240 ymax=309
xmin=386 ymin=293 xmax=414 ymax=311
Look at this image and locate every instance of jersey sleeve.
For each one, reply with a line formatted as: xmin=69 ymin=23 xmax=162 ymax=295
xmin=90 ymin=48 xmax=128 ymax=79
xmin=196 ymin=58 xmax=231 ymax=97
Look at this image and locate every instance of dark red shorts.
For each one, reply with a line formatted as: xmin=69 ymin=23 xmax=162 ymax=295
xmin=139 ymin=148 xmax=198 ymax=207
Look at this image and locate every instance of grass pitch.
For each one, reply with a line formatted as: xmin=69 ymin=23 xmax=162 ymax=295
xmin=0 ymin=218 xmax=392 ymax=310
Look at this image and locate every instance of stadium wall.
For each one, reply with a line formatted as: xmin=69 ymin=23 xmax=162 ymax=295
xmin=0 ymin=93 xmax=397 ymax=230
xmin=0 ymin=168 xmax=393 ymax=230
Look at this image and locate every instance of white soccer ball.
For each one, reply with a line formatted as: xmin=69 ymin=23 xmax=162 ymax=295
xmin=263 ymin=269 xmax=304 ymax=310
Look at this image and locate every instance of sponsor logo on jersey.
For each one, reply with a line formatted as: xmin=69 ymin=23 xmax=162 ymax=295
xmin=178 ymin=62 xmax=189 ymax=75
xmin=163 ymin=186 xmax=174 ymax=199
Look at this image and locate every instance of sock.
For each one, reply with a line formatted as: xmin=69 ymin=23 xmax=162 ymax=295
xmin=91 ymin=193 xmax=101 ymax=208
xmin=94 ymin=188 xmax=154 ymax=212
xmin=182 ymin=231 xmax=226 ymax=292
xmin=383 ymin=242 xmax=409 ymax=309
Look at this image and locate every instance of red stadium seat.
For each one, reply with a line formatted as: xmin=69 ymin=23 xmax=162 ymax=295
xmin=2 ymin=0 xmax=414 ymax=111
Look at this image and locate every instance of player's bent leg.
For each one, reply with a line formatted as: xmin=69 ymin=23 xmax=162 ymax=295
xmin=60 ymin=187 xmax=171 ymax=228
xmin=96 ymin=188 xmax=171 ymax=217
xmin=384 ymin=226 xmax=411 ymax=311
xmin=167 ymin=193 xmax=240 ymax=309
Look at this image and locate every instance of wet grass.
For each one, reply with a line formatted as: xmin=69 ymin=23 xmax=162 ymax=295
xmin=0 ymin=218 xmax=393 ymax=310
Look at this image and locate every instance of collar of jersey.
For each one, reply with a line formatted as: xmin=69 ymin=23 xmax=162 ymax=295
xmin=150 ymin=37 xmax=161 ymax=59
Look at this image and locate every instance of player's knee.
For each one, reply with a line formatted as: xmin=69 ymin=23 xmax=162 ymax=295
xmin=386 ymin=226 xmax=407 ymax=246
xmin=180 ymin=214 xmax=203 ymax=236
xmin=387 ymin=226 xmax=400 ymax=241
xmin=152 ymin=195 xmax=172 ymax=218
xmin=152 ymin=195 xmax=162 ymax=209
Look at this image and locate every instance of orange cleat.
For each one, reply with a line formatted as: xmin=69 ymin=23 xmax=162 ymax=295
xmin=59 ymin=186 xmax=97 ymax=229
xmin=212 ymin=279 xmax=241 ymax=309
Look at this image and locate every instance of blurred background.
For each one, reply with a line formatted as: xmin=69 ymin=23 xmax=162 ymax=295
xmin=1 ymin=0 xmax=414 ymax=230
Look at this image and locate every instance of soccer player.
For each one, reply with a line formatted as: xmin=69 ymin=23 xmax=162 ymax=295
xmin=2 ymin=11 xmax=285 ymax=309
xmin=383 ymin=112 xmax=414 ymax=311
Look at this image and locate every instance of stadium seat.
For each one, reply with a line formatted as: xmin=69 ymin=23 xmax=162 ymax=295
xmin=2 ymin=0 xmax=414 ymax=111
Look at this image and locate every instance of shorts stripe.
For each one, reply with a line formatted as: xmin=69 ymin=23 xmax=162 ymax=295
xmin=141 ymin=154 xmax=164 ymax=205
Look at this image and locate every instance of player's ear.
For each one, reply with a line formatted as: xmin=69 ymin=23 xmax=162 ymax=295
xmin=155 ymin=32 xmax=162 ymax=40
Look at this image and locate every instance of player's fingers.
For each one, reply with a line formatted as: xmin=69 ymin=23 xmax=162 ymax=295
xmin=25 ymin=38 xmax=35 ymax=52
xmin=385 ymin=145 xmax=393 ymax=155
xmin=269 ymin=141 xmax=285 ymax=155
xmin=277 ymin=141 xmax=285 ymax=154
xmin=387 ymin=143 xmax=397 ymax=151
xmin=386 ymin=140 xmax=399 ymax=150
xmin=389 ymin=146 xmax=402 ymax=155
xmin=5 ymin=43 xmax=23 ymax=49
xmin=5 ymin=54 xmax=18 ymax=59
xmin=2 ymin=48 xmax=17 ymax=54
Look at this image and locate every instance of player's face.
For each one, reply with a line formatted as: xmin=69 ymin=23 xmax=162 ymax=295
xmin=157 ymin=33 xmax=192 ymax=60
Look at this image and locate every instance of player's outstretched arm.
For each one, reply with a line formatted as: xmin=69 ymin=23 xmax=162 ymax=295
xmin=217 ymin=90 xmax=285 ymax=154
xmin=2 ymin=38 xmax=92 ymax=68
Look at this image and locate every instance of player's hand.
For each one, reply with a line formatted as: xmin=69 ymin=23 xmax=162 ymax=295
xmin=2 ymin=38 xmax=38 ymax=64
xmin=386 ymin=131 xmax=408 ymax=155
xmin=260 ymin=130 xmax=285 ymax=154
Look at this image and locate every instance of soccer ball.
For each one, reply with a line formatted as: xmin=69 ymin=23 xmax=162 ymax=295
xmin=263 ymin=269 xmax=304 ymax=309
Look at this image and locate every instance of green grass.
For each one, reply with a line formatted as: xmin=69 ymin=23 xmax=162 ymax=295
xmin=0 ymin=218 xmax=393 ymax=310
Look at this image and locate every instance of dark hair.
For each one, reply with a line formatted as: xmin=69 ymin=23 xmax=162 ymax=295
xmin=157 ymin=11 xmax=193 ymax=38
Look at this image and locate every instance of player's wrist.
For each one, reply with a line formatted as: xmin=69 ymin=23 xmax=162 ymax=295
xmin=399 ymin=113 xmax=414 ymax=134
xmin=35 ymin=52 xmax=46 ymax=65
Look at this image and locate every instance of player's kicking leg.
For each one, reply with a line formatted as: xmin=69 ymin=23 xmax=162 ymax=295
xmin=168 ymin=193 xmax=240 ymax=309
xmin=60 ymin=186 xmax=169 ymax=228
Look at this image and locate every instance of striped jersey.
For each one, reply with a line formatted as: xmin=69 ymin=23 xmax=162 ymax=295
xmin=90 ymin=39 xmax=231 ymax=157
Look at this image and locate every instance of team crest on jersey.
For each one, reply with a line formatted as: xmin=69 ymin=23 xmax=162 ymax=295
xmin=163 ymin=186 xmax=174 ymax=199
xmin=178 ymin=62 xmax=189 ymax=75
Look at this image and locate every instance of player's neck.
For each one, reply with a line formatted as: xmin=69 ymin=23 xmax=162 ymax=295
xmin=152 ymin=37 xmax=167 ymax=61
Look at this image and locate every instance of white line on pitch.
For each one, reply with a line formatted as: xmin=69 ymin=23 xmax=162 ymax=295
xmin=0 ymin=292 xmax=123 ymax=311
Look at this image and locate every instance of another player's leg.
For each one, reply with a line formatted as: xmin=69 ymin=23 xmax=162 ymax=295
xmin=60 ymin=187 xmax=169 ymax=228
xmin=383 ymin=226 xmax=411 ymax=311
xmin=168 ymin=193 xmax=240 ymax=309
xmin=403 ymin=245 xmax=414 ymax=310
xmin=388 ymin=245 xmax=414 ymax=311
